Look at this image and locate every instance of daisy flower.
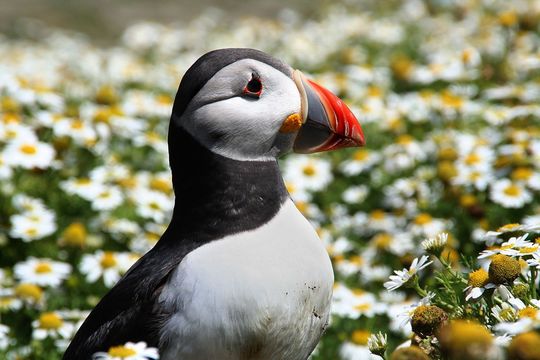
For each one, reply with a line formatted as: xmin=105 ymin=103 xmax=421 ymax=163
xmin=80 ymin=251 xmax=138 ymax=287
xmin=478 ymin=234 xmax=532 ymax=259
xmin=14 ymin=258 xmax=71 ymax=287
xmin=332 ymin=284 xmax=387 ymax=319
xmin=9 ymin=195 xmax=56 ymax=242
xmin=0 ymin=324 xmax=9 ymax=350
xmin=490 ymin=179 xmax=532 ymax=208
xmin=92 ymin=341 xmax=159 ymax=360
xmin=421 ymin=232 xmax=448 ymax=256
xmin=384 ymin=255 xmax=432 ymax=291
xmin=283 ymin=155 xmax=333 ymax=192
xmin=131 ymin=189 xmax=174 ymax=223
xmin=339 ymin=149 xmax=380 ymax=176
xmin=3 ymin=138 xmax=56 ymax=169
xmin=53 ymin=117 xmax=97 ymax=146
xmin=91 ymin=185 xmax=124 ymax=211
xmin=9 ymin=210 xmax=56 ymax=242
xmin=32 ymin=311 xmax=75 ymax=342
xmin=464 ymin=268 xmax=496 ymax=301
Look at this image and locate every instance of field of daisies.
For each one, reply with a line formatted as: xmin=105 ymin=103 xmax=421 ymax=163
xmin=1 ymin=0 xmax=540 ymax=359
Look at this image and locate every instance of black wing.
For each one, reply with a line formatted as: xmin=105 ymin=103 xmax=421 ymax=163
xmin=63 ymin=241 xmax=186 ymax=360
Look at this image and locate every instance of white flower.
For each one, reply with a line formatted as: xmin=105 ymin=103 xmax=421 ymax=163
xmin=340 ymin=149 xmax=380 ymax=176
xmin=91 ymin=185 xmax=124 ymax=211
xmin=342 ymin=185 xmax=369 ymax=204
xmin=339 ymin=342 xmax=382 ymax=360
xmin=490 ymin=179 xmax=532 ymax=208
xmin=14 ymin=258 xmax=71 ymax=287
xmin=421 ymin=232 xmax=448 ymax=254
xmin=32 ymin=311 xmax=75 ymax=342
xmin=131 ymin=189 xmax=174 ymax=223
xmin=92 ymin=341 xmax=159 ymax=360
xmin=331 ymin=284 xmax=387 ymax=319
xmin=80 ymin=251 xmax=138 ymax=287
xmin=0 ymin=324 xmax=9 ymax=350
xmin=478 ymin=234 xmax=532 ymax=259
xmin=3 ymin=139 xmax=55 ymax=169
xmin=384 ymin=255 xmax=432 ymax=291
xmin=9 ymin=195 xmax=56 ymax=241
xmin=53 ymin=118 xmax=97 ymax=146
xmin=283 ymin=155 xmax=333 ymax=192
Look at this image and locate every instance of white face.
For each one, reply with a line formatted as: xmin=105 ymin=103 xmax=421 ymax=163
xmin=179 ymin=59 xmax=301 ymax=161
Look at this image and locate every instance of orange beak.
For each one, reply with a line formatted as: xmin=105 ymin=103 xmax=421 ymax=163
xmin=292 ymin=70 xmax=365 ymax=153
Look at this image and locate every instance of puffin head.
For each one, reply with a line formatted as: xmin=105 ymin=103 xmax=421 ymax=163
xmin=170 ymin=48 xmax=365 ymax=161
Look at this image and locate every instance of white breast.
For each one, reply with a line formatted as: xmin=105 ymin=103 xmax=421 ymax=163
xmin=157 ymin=199 xmax=334 ymax=360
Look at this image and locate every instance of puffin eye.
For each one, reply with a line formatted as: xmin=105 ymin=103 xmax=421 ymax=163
xmin=243 ymin=75 xmax=262 ymax=98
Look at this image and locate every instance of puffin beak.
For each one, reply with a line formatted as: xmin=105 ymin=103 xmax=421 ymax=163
xmin=292 ymin=70 xmax=365 ymax=153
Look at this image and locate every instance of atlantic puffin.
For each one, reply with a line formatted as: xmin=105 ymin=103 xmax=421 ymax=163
xmin=64 ymin=48 xmax=365 ymax=360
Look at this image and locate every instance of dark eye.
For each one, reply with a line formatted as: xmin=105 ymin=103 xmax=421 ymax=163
xmin=243 ymin=75 xmax=262 ymax=98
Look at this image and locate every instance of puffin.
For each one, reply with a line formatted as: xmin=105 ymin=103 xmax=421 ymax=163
xmin=64 ymin=48 xmax=365 ymax=360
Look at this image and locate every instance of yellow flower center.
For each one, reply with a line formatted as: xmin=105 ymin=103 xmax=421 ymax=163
xmin=285 ymin=181 xmax=296 ymax=194
xmin=38 ymin=312 xmax=63 ymax=330
xmin=34 ymin=263 xmax=53 ymax=274
xmin=349 ymin=255 xmax=363 ymax=265
xmin=62 ymin=222 xmax=87 ymax=247
xmin=499 ymin=10 xmax=518 ymax=26
xmin=489 ymin=254 xmax=521 ymax=284
xmin=397 ymin=134 xmax=414 ymax=145
xmin=498 ymin=223 xmax=520 ymax=232
xmin=353 ymin=149 xmax=369 ymax=161
xmin=519 ymin=246 xmax=538 ymax=254
xmin=464 ymin=153 xmax=481 ymax=165
xmin=20 ymin=144 xmax=37 ymax=155
xmin=414 ymin=213 xmax=433 ymax=225
xmin=391 ymin=55 xmax=413 ymax=79
xmin=504 ymin=184 xmax=522 ymax=197
xmin=519 ymin=307 xmax=538 ymax=319
xmin=98 ymin=191 xmax=111 ymax=199
xmin=71 ymin=119 xmax=84 ymax=130
xmin=108 ymin=345 xmax=137 ymax=357
xmin=25 ymin=228 xmax=38 ymax=237
xmin=498 ymin=308 xmax=517 ymax=322
xmin=150 ymin=178 xmax=171 ymax=193
xmin=302 ymin=164 xmax=316 ymax=176
xmin=15 ymin=283 xmax=43 ymax=301
xmin=440 ymin=320 xmax=493 ymax=350
xmin=460 ymin=194 xmax=476 ymax=207
xmin=373 ymin=233 xmax=392 ymax=250
xmin=351 ymin=329 xmax=370 ymax=345
xmin=149 ymin=202 xmax=161 ymax=210
xmin=441 ymin=91 xmax=463 ymax=108
xmin=117 ymin=177 xmax=137 ymax=189
xmin=95 ymin=86 xmax=118 ymax=105
xmin=438 ymin=147 xmax=458 ymax=161
xmin=367 ymin=86 xmax=381 ymax=97
xmin=76 ymin=178 xmax=91 ymax=185
xmin=512 ymin=167 xmax=533 ymax=181
xmin=156 ymin=94 xmax=173 ymax=105
xmin=100 ymin=252 xmax=117 ymax=269
xmin=295 ymin=201 xmax=308 ymax=214
xmin=468 ymin=268 xmax=489 ymax=288
xmin=461 ymin=49 xmax=473 ymax=64
xmin=354 ymin=303 xmax=372 ymax=312
xmin=370 ymin=210 xmax=386 ymax=220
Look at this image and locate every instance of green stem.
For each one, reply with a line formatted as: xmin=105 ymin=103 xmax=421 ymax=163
xmin=413 ymin=277 xmax=429 ymax=298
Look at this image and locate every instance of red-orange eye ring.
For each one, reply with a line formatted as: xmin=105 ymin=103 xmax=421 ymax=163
xmin=243 ymin=75 xmax=262 ymax=98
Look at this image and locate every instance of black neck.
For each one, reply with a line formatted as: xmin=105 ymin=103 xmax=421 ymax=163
xmin=162 ymin=125 xmax=288 ymax=244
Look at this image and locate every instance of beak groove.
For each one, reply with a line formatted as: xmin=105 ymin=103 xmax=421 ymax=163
xmin=292 ymin=71 xmax=365 ymax=154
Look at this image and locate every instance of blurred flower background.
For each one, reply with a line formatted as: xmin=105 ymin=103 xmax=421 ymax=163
xmin=1 ymin=0 xmax=540 ymax=359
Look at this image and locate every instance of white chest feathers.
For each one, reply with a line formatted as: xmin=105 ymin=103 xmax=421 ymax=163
xmin=157 ymin=199 xmax=334 ymax=360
